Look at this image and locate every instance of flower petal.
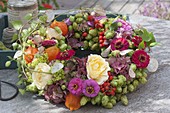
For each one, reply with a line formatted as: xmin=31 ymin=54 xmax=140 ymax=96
xmin=51 ymin=62 xmax=64 ymax=74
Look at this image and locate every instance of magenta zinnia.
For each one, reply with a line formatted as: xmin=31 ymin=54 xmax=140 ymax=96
xmin=132 ymin=50 xmax=150 ymax=68
xmin=111 ymin=38 xmax=129 ymax=51
xmin=68 ymin=78 xmax=83 ymax=96
xmin=56 ymin=49 xmax=75 ymax=60
xmin=82 ymin=79 xmax=100 ymax=98
xmin=132 ymin=36 xmax=146 ymax=48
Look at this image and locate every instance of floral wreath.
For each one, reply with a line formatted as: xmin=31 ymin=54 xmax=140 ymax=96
xmin=8 ymin=7 xmax=159 ymax=111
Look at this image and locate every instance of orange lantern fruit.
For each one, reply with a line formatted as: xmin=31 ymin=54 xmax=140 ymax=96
xmin=24 ymin=46 xmax=38 ymax=64
xmin=50 ymin=20 xmax=68 ymax=36
xmin=45 ymin=46 xmax=60 ymax=62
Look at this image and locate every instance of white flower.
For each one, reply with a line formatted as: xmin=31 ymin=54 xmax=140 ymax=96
xmin=86 ymin=54 xmax=111 ymax=85
xmin=32 ymin=63 xmax=52 ymax=90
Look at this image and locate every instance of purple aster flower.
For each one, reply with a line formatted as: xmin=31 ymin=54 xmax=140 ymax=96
xmin=68 ymin=78 xmax=83 ymax=96
xmin=41 ymin=40 xmax=56 ymax=47
xmin=111 ymin=38 xmax=129 ymax=51
xmin=82 ymin=79 xmax=100 ymax=98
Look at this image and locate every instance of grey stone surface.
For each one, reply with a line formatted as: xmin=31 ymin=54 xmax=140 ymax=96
xmin=1 ymin=15 xmax=170 ymax=113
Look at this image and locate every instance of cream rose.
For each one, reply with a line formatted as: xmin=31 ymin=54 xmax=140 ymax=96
xmin=86 ymin=54 xmax=111 ymax=85
xmin=32 ymin=63 xmax=52 ymax=90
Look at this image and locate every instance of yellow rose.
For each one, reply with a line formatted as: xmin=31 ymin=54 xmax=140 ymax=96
xmin=32 ymin=63 xmax=52 ymax=90
xmin=86 ymin=54 xmax=111 ymax=85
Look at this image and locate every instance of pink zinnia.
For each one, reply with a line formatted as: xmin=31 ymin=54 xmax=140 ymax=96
xmin=132 ymin=36 xmax=146 ymax=48
xmin=56 ymin=49 xmax=75 ymax=60
xmin=82 ymin=79 xmax=100 ymax=98
xmin=68 ymin=78 xmax=83 ymax=96
xmin=111 ymin=38 xmax=129 ymax=51
xmin=132 ymin=50 xmax=150 ymax=68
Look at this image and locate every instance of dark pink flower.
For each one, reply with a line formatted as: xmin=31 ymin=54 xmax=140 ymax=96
xmin=82 ymin=79 xmax=100 ymax=98
xmin=132 ymin=50 xmax=150 ymax=68
xmin=132 ymin=36 xmax=146 ymax=48
xmin=56 ymin=50 xmax=75 ymax=60
xmin=42 ymin=40 xmax=56 ymax=47
xmin=111 ymin=38 xmax=129 ymax=51
xmin=68 ymin=78 xmax=83 ymax=96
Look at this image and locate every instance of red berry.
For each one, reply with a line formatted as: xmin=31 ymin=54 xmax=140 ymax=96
xmin=103 ymin=82 xmax=107 ymax=87
xmin=99 ymin=40 xmax=104 ymax=44
xmin=88 ymin=15 xmax=94 ymax=21
xmin=109 ymin=76 xmax=113 ymax=81
xmin=103 ymin=36 xmax=106 ymax=40
xmin=108 ymin=72 xmax=111 ymax=76
xmin=107 ymin=83 xmax=110 ymax=86
xmin=99 ymin=32 xmax=104 ymax=36
xmin=94 ymin=19 xmax=99 ymax=24
xmin=101 ymin=88 xmax=105 ymax=92
xmin=82 ymin=32 xmax=88 ymax=37
xmin=99 ymin=36 xmax=103 ymax=40
xmin=110 ymin=91 xmax=115 ymax=96
xmin=112 ymin=87 xmax=116 ymax=91
xmin=105 ymin=86 xmax=109 ymax=90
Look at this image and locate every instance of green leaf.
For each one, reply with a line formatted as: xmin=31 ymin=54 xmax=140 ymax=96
xmin=7 ymin=56 xmax=13 ymax=60
xmin=24 ymin=13 xmax=33 ymax=20
xmin=138 ymin=41 xmax=145 ymax=49
xmin=141 ymin=29 xmax=151 ymax=42
xmin=19 ymin=89 xmax=26 ymax=95
xmin=17 ymin=79 xmax=23 ymax=86
xmin=110 ymin=22 xmax=118 ymax=31
xmin=149 ymin=42 xmax=160 ymax=47
xmin=12 ymin=33 xmax=18 ymax=42
xmin=11 ymin=20 xmax=23 ymax=30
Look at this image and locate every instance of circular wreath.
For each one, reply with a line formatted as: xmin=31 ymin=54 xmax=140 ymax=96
xmin=9 ymin=8 xmax=158 ymax=111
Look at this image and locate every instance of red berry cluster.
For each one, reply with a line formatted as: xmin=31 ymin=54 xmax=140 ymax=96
xmin=99 ymin=31 xmax=107 ymax=47
xmin=100 ymin=72 xmax=116 ymax=96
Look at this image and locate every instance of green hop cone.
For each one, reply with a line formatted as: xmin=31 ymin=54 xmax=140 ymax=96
xmin=75 ymin=13 xmax=83 ymax=18
xmin=5 ymin=61 xmax=11 ymax=67
xmin=91 ymin=43 xmax=99 ymax=51
xmin=92 ymin=37 xmax=99 ymax=42
xmin=118 ymin=75 xmax=126 ymax=82
xmin=85 ymin=34 xmax=92 ymax=40
xmin=69 ymin=16 xmax=75 ymax=22
xmin=121 ymin=95 xmax=128 ymax=106
xmin=95 ymin=94 xmax=101 ymax=105
xmin=115 ymin=94 xmax=122 ymax=101
xmin=111 ymin=50 xmax=120 ymax=57
xmin=91 ymin=98 xmax=97 ymax=105
xmin=117 ymin=79 xmax=124 ymax=86
xmin=68 ymin=25 xmax=73 ymax=31
xmin=139 ymin=77 xmax=147 ymax=84
xmin=122 ymin=86 xmax=128 ymax=94
xmin=89 ymin=29 xmax=98 ymax=37
xmin=89 ymin=40 xmax=94 ymax=47
xmin=105 ymin=31 xmax=115 ymax=39
xmin=130 ymin=63 xmax=137 ymax=71
xmin=111 ymin=80 xmax=118 ymax=87
xmin=73 ymin=22 xmax=78 ymax=31
xmin=142 ymin=71 xmax=148 ymax=78
xmin=116 ymin=86 xmax=122 ymax=93
xmin=76 ymin=18 xmax=83 ymax=24
xmin=102 ymin=95 xmax=109 ymax=106
xmin=135 ymin=70 xmax=142 ymax=78
xmin=132 ymin=80 xmax=139 ymax=88
xmin=104 ymin=102 xmax=113 ymax=109
xmin=83 ymin=41 xmax=89 ymax=49
xmin=80 ymin=96 xmax=89 ymax=106
xmin=128 ymin=84 xmax=135 ymax=92
xmin=110 ymin=98 xmax=116 ymax=106
xmin=59 ymin=44 xmax=67 ymax=51
xmin=74 ymin=32 xmax=80 ymax=38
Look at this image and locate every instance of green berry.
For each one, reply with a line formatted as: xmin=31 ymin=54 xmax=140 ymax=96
xmin=89 ymin=29 xmax=98 ymax=37
xmin=110 ymin=98 xmax=116 ymax=106
xmin=116 ymin=86 xmax=122 ymax=93
xmin=75 ymin=13 xmax=83 ymax=18
xmin=68 ymin=25 xmax=73 ymax=31
xmin=139 ymin=77 xmax=147 ymax=84
xmin=111 ymin=50 xmax=120 ymax=56
xmin=130 ymin=63 xmax=137 ymax=71
xmin=80 ymin=96 xmax=89 ymax=106
xmin=89 ymin=40 xmax=94 ymax=47
xmin=83 ymin=41 xmax=89 ymax=49
xmin=117 ymin=22 xmax=122 ymax=27
xmin=111 ymin=81 xmax=118 ymax=87
xmin=69 ymin=16 xmax=75 ymax=22
xmin=102 ymin=95 xmax=109 ymax=106
xmin=128 ymin=84 xmax=135 ymax=92
xmin=73 ymin=22 xmax=78 ymax=30
xmin=74 ymin=32 xmax=80 ymax=38
xmin=85 ymin=34 xmax=92 ymax=40
xmin=76 ymin=18 xmax=83 ymax=24
xmin=5 ymin=61 xmax=11 ymax=67
xmin=61 ymin=85 xmax=66 ymax=90
xmin=104 ymin=102 xmax=113 ymax=109
xmin=91 ymin=43 xmax=99 ymax=51
xmin=105 ymin=31 xmax=114 ymax=39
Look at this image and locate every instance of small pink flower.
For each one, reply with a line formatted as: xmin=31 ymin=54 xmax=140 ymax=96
xmin=42 ymin=40 xmax=56 ymax=47
xmin=111 ymin=38 xmax=129 ymax=51
xmin=56 ymin=50 xmax=75 ymax=60
xmin=132 ymin=50 xmax=150 ymax=68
